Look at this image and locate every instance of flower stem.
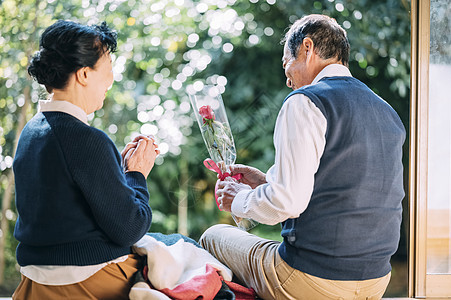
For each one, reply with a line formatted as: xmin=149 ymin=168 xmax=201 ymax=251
xmin=208 ymin=122 xmax=225 ymax=163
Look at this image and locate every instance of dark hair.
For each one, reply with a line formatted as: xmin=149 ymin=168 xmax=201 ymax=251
xmin=282 ymin=15 xmax=350 ymax=66
xmin=28 ymin=20 xmax=117 ymax=92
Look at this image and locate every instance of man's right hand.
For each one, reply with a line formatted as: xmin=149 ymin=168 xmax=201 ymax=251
xmin=229 ymin=164 xmax=266 ymax=189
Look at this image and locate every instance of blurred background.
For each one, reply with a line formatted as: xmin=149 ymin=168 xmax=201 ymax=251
xmin=0 ymin=0 xmax=411 ymax=296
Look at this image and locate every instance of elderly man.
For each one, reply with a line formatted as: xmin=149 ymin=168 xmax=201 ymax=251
xmin=199 ymin=14 xmax=405 ymax=299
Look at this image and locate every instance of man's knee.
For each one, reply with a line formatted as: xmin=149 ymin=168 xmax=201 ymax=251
xmin=199 ymin=224 xmax=232 ymax=249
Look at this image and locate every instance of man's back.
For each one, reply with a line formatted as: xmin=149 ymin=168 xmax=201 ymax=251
xmin=279 ymin=76 xmax=406 ymax=281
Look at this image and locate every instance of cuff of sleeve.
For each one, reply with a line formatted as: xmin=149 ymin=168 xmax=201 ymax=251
xmin=125 ymin=171 xmax=147 ymax=188
xmin=231 ymin=189 xmax=253 ymax=218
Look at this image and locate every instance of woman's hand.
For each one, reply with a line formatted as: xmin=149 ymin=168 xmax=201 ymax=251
xmin=121 ymin=135 xmax=160 ymax=178
xmin=228 ymin=164 xmax=267 ymax=189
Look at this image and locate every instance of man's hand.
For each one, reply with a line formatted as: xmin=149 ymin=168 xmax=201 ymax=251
xmin=229 ymin=164 xmax=267 ymax=189
xmin=216 ymin=177 xmax=251 ymax=212
xmin=121 ymin=135 xmax=160 ymax=178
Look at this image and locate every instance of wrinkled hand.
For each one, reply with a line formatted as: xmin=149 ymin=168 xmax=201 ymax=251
xmin=121 ymin=135 xmax=160 ymax=178
xmin=228 ymin=164 xmax=266 ymax=189
xmin=216 ymin=177 xmax=252 ymax=212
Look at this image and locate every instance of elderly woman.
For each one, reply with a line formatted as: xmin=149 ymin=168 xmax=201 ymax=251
xmin=12 ymin=20 xmax=159 ymax=299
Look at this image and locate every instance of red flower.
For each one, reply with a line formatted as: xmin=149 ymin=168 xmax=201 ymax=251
xmin=199 ymin=105 xmax=215 ymax=123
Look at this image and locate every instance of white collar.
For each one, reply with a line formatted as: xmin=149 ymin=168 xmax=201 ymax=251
xmin=38 ymin=96 xmax=88 ymax=125
xmin=311 ymin=64 xmax=352 ymax=85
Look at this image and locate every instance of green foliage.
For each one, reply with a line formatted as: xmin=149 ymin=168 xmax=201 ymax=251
xmin=0 ymin=0 xmax=411 ymax=295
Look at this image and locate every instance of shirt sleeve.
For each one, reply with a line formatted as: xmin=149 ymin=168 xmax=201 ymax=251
xmin=231 ymin=94 xmax=327 ymax=225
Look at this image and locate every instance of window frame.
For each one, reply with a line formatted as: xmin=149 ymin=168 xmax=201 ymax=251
xmin=409 ymin=0 xmax=451 ymax=297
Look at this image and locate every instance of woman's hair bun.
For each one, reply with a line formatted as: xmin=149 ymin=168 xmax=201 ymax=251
xmin=28 ymin=48 xmax=71 ymax=91
xmin=27 ymin=20 xmax=117 ymax=92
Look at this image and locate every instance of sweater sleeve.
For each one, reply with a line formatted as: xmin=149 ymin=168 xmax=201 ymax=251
xmin=57 ymin=125 xmax=152 ymax=247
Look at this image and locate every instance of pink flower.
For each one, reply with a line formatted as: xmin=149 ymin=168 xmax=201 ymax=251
xmin=199 ymin=105 xmax=215 ymax=123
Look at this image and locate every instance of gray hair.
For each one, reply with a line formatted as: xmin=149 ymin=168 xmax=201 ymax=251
xmin=282 ymin=15 xmax=350 ymax=66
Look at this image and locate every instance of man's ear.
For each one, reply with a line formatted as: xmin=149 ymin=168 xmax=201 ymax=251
xmin=75 ymin=67 xmax=89 ymax=86
xmin=302 ymin=37 xmax=316 ymax=64
xmin=303 ymin=37 xmax=314 ymax=58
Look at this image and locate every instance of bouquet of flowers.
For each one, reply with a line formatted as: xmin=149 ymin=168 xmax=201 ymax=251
xmin=189 ymin=85 xmax=258 ymax=231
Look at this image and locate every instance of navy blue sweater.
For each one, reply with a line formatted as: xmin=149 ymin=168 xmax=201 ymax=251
xmin=279 ymin=77 xmax=405 ymax=280
xmin=13 ymin=112 xmax=152 ymax=266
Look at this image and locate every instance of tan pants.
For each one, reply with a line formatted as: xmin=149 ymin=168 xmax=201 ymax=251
xmin=12 ymin=254 xmax=141 ymax=300
xmin=199 ymin=224 xmax=391 ymax=300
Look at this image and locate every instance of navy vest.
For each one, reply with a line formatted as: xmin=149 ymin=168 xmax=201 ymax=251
xmin=278 ymin=76 xmax=405 ymax=280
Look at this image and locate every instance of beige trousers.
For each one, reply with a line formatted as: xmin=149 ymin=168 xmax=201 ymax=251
xmin=199 ymin=224 xmax=391 ymax=300
xmin=12 ymin=254 xmax=140 ymax=300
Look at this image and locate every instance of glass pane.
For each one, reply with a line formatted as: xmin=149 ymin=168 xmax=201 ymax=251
xmin=427 ymin=0 xmax=451 ymax=274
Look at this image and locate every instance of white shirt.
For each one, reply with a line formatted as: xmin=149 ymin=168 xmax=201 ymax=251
xmin=38 ymin=97 xmax=89 ymax=125
xmin=20 ymin=97 xmax=129 ymax=285
xmin=231 ymin=64 xmax=352 ymax=225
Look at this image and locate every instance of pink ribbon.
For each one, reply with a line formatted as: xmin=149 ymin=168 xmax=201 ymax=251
xmin=203 ymin=159 xmax=242 ymax=210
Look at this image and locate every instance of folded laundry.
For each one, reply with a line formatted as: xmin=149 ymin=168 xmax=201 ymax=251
xmin=129 ymin=233 xmax=256 ymax=300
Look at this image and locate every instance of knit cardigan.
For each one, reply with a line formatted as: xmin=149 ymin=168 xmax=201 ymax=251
xmin=13 ymin=112 xmax=152 ymax=266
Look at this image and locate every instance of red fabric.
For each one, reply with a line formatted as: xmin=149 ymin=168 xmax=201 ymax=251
xmin=141 ymin=257 xmax=256 ymax=299
xmin=224 ymin=280 xmax=257 ymax=299
xmin=158 ymin=264 xmax=222 ymax=300
xmin=142 ymin=264 xmax=149 ymax=282
xmin=203 ymin=159 xmax=242 ymax=211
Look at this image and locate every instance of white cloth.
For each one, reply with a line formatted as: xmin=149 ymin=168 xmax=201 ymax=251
xmin=38 ymin=96 xmax=89 ymax=125
xmin=129 ymin=283 xmax=171 ymax=300
xmin=20 ymin=255 xmax=130 ymax=285
xmin=231 ymin=64 xmax=352 ymax=225
xmin=21 ymin=97 xmax=129 ymax=285
xmin=129 ymin=235 xmax=232 ymax=299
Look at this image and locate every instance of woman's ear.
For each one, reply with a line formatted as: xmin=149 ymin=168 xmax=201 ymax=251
xmin=75 ymin=67 xmax=89 ymax=86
